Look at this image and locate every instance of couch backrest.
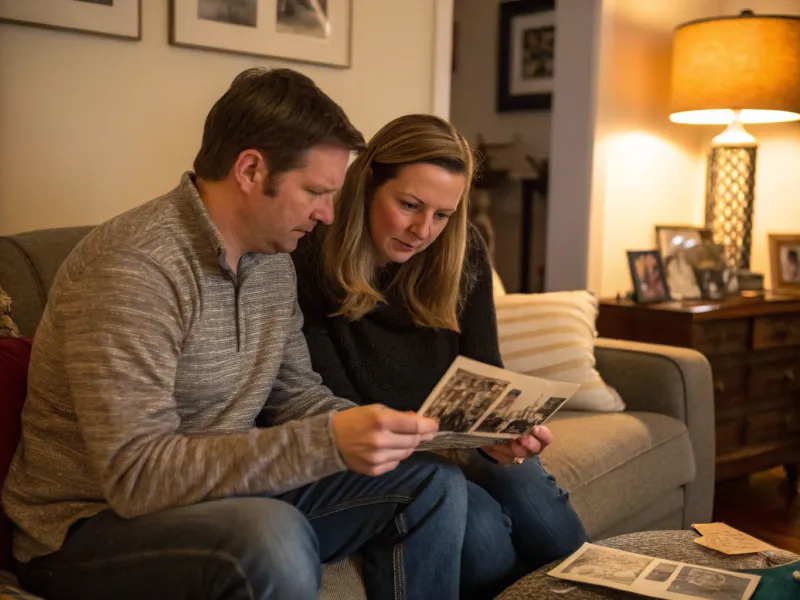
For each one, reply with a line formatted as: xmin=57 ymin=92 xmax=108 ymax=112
xmin=0 ymin=227 xmax=94 ymax=337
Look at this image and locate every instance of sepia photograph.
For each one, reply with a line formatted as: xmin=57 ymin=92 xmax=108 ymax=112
xmin=421 ymin=368 xmax=509 ymax=433
xmin=645 ymin=562 xmax=678 ymax=583
xmin=198 ymin=0 xmax=258 ymax=28
xmin=277 ymin=0 xmax=329 ymax=38
xmin=561 ymin=546 xmax=653 ymax=586
xmin=522 ymin=26 xmax=554 ymax=79
xmin=474 ymin=393 xmax=565 ymax=436
xmin=667 ymin=566 xmax=752 ymax=600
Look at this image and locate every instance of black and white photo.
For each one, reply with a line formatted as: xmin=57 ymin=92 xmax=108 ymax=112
xmin=522 ymin=26 xmax=554 ymax=79
xmin=198 ymin=0 xmax=257 ymax=27
xmin=667 ymin=566 xmax=752 ymax=600
xmin=646 ymin=562 xmax=678 ymax=583
xmin=561 ymin=546 xmax=652 ymax=586
xmin=277 ymin=0 xmax=329 ymax=38
xmin=422 ymin=368 xmax=509 ymax=433
xmin=474 ymin=393 xmax=566 ymax=435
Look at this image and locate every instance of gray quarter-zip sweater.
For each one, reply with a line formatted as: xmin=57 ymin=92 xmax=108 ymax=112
xmin=2 ymin=173 xmax=354 ymax=563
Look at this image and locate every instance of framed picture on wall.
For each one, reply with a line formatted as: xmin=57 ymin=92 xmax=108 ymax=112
xmin=768 ymin=233 xmax=800 ymax=293
xmin=0 ymin=0 xmax=141 ymax=40
xmin=497 ymin=0 xmax=555 ymax=112
xmin=169 ymin=0 xmax=352 ymax=68
xmin=627 ymin=250 xmax=671 ymax=304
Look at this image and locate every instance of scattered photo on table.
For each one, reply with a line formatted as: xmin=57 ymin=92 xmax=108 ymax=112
xmin=667 ymin=566 xmax=752 ymax=600
xmin=646 ymin=562 xmax=679 ymax=583
xmin=559 ymin=546 xmax=653 ymax=586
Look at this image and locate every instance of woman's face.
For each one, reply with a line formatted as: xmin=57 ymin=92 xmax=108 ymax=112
xmin=368 ymin=163 xmax=465 ymax=266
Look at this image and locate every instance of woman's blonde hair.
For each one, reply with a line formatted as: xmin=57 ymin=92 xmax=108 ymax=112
xmin=321 ymin=114 xmax=476 ymax=332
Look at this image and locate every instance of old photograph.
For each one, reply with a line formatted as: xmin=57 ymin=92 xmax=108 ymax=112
xmin=198 ymin=0 xmax=258 ymax=28
xmin=421 ymin=368 xmax=509 ymax=433
xmin=561 ymin=546 xmax=653 ymax=586
xmin=781 ymin=245 xmax=800 ymax=282
xmin=522 ymin=26 xmax=554 ymax=79
xmin=646 ymin=562 xmax=678 ymax=583
xmin=474 ymin=393 xmax=565 ymax=436
xmin=277 ymin=0 xmax=329 ymax=38
xmin=667 ymin=566 xmax=752 ymax=600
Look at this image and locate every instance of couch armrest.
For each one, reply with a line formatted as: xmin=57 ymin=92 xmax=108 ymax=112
xmin=594 ymin=338 xmax=715 ymax=527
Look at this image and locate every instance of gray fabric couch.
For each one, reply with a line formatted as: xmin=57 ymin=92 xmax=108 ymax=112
xmin=0 ymin=226 xmax=716 ymax=599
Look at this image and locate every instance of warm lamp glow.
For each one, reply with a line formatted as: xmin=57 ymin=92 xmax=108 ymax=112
xmin=669 ymin=13 xmax=800 ymax=124
xmin=670 ymin=109 xmax=800 ymax=125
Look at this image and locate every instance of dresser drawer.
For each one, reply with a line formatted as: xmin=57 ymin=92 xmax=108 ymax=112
xmin=753 ymin=314 xmax=800 ymax=350
xmin=716 ymin=418 xmax=744 ymax=455
xmin=745 ymin=408 xmax=799 ymax=445
xmin=709 ymin=365 xmax=748 ymax=408
xmin=749 ymin=359 xmax=800 ymax=398
xmin=693 ymin=320 xmax=749 ymax=355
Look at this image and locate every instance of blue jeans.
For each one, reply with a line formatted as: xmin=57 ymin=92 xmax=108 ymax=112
xmin=459 ymin=452 xmax=588 ymax=600
xmin=16 ymin=454 xmax=468 ymax=600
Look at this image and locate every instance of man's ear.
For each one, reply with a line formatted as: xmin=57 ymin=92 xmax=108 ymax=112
xmin=232 ymin=150 xmax=266 ymax=193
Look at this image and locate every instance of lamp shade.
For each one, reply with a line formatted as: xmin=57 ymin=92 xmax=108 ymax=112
xmin=670 ymin=12 xmax=800 ymax=124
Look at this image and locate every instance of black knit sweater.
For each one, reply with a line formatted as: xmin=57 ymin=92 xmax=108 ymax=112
xmin=292 ymin=227 xmax=503 ymax=412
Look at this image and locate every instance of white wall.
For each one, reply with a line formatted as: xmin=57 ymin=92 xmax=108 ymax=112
xmin=0 ymin=0 xmax=437 ymax=235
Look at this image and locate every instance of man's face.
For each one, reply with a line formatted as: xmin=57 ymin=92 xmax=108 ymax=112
xmin=247 ymin=145 xmax=350 ymax=254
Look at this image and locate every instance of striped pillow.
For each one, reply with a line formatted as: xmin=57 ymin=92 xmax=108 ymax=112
xmin=494 ymin=291 xmax=625 ymax=412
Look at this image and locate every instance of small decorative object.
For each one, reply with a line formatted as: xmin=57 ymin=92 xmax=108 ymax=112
xmin=669 ymin=10 xmax=800 ymax=270
xmin=170 ymin=0 xmax=352 ymax=68
xmin=768 ymin=233 xmax=800 ymax=293
xmin=627 ymin=250 xmax=670 ymax=304
xmin=0 ymin=0 xmax=141 ymax=40
xmin=497 ymin=0 xmax=555 ymax=112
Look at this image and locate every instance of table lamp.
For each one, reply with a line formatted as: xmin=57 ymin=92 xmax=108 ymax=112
xmin=669 ymin=10 xmax=800 ymax=270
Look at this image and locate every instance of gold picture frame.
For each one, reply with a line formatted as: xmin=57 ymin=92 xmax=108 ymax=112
xmin=768 ymin=233 xmax=800 ymax=292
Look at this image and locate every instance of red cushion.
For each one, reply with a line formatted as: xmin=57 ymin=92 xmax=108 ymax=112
xmin=0 ymin=337 xmax=32 ymax=571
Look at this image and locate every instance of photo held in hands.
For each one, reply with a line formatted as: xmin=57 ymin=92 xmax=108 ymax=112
xmin=415 ymin=356 xmax=579 ymax=451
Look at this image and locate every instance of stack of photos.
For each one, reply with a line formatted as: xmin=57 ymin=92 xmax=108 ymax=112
xmin=549 ymin=543 xmax=761 ymax=600
xmin=415 ymin=356 xmax=579 ymax=451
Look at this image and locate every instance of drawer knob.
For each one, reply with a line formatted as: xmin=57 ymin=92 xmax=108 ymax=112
xmin=714 ymin=380 xmax=727 ymax=394
xmin=784 ymin=369 xmax=796 ymax=383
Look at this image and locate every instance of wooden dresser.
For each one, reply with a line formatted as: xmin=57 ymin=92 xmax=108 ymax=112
xmin=597 ymin=294 xmax=800 ymax=482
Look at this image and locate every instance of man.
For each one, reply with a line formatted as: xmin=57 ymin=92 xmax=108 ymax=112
xmin=2 ymin=68 xmax=468 ymax=600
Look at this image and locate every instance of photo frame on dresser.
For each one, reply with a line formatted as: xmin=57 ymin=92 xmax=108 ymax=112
xmin=627 ymin=250 xmax=670 ymax=304
xmin=169 ymin=0 xmax=352 ymax=68
xmin=768 ymin=233 xmax=800 ymax=293
xmin=0 ymin=0 xmax=141 ymax=40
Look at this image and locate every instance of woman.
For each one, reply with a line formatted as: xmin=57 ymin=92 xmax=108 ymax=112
xmin=293 ymin=114 xmax=587 ymax=599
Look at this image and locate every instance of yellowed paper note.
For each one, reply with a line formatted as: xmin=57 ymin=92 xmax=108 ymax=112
xmin=692 ymin=523 xmax=774 ymax=555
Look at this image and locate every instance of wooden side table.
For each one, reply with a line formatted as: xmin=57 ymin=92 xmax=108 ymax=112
xmin=597 ymin=294 xmax=800 ymax=484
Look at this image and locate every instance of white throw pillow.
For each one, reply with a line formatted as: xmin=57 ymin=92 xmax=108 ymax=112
xmin=494 ymin=291 xmax=625 ymax=412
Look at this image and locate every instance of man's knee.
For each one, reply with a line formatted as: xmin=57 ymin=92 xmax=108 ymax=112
xmin=213 ymin=498 xmax=321 ymax=599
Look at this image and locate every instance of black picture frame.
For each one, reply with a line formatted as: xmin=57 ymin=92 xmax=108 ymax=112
xmin=497 ymin=0 xmax=555 ymax=112
xmin=627 ymin=250 xmax=671 ymax=304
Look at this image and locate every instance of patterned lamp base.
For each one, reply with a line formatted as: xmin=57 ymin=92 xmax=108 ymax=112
xmin=705 ymin=146 xmax=756 ymax=269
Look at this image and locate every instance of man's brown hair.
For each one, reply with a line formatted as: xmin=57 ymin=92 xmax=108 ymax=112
xmin=193 ymin=68 xmax=365 ymax=185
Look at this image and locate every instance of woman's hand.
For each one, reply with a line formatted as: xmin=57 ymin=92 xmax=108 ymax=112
xmin=479 ymin=425 xmax=554 ymax=465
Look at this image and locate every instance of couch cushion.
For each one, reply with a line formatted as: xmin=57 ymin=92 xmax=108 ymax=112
xmin=0 ymin=337 xmax=33 ymax=571
xmin=494 ymin=292 xmax=625 ymax=412
xmin=0 ymin=227 xmax=93 ymax=337
xmin=542 ymin=410 xmax=695 ymax=538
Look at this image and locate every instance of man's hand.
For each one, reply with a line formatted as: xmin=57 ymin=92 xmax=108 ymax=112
xmin=332 ymin=405 xmax=439 ymax=476
xmin=480 ymin=425 xmax=553 ymax=465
